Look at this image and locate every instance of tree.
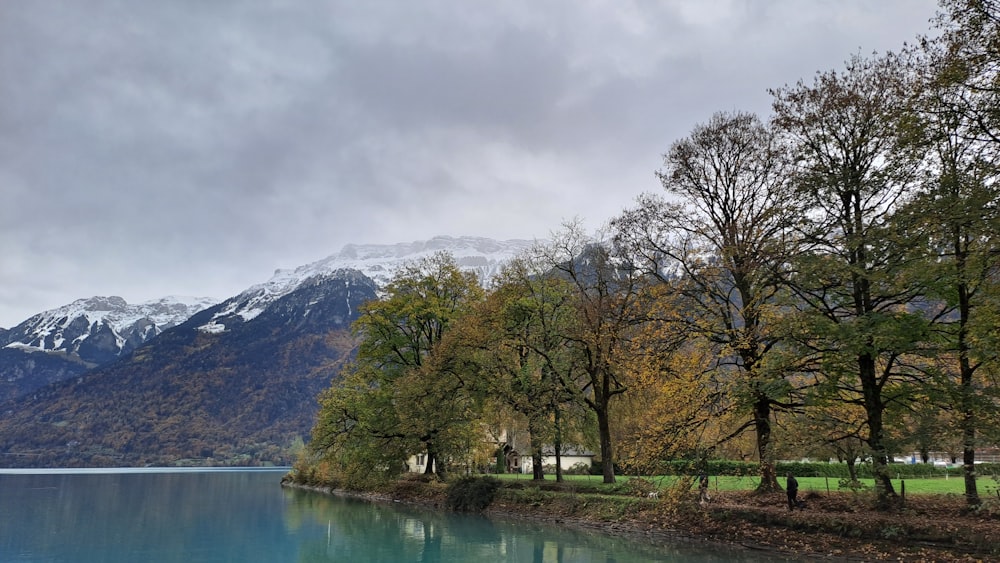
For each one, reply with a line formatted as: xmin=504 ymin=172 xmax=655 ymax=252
xmin=613 ymin=111 xmax=801 ymax=492
xmin=613 ymin=305 xmax=720 ymax=476
xmin=929 ymin=0 xmax=1000 ymax=145
xmin=464 ymin=257 xmax=585 ymax=481
xmin=309 ymin=252 xmax=484 ymax=483
xmin=534 ymin=222 xmax=645 ymax=483
xmin=908 ymin=0 xmax=1000 ymax=506
xmin=771 ymin=53 xmax=927 ymax=508
xmin=778 ymin=389 xmax=870 ymax=484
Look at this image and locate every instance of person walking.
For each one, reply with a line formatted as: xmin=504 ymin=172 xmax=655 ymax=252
xmin=786 ymin=473 xmax=799 ymax=511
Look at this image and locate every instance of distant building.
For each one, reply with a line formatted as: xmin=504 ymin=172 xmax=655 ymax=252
xmin=520 ymin=446 xmax=595 ymax=474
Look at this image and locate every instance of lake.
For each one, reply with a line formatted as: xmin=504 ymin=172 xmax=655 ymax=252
xmin=0 ymin=469 xmax=786 ymax=562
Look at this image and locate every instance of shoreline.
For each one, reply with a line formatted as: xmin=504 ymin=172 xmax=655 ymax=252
xmin=281 ymin=477 xmax=1000 ymax=562
xmin=281 ymin=480 xmax=834 ymax=561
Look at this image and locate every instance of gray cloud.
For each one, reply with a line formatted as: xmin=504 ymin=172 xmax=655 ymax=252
xmin=0 ymin=0 xmax=939 ymax=326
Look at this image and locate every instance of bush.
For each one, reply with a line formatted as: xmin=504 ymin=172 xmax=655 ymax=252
xmin=618 ymin=477 xmax=658 ymax=498
xmin=445 ymin=476 xmax=502 ymax=512
xmin=542 ymin=463 xmax=593 ymax=476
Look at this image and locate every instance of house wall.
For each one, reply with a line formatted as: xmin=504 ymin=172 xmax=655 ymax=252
xmin=406 ymin=453 xmax=429 ymax=474
xmin=521 ymin=454 xmax=592 ymax=473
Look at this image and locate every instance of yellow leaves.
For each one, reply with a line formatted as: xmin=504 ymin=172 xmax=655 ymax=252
xmin=616 ymin=339 xmax=723 ymax=472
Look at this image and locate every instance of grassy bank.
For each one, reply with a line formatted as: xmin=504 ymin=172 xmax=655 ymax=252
xmin=491 ymin=472 xmax=1000 ymax=496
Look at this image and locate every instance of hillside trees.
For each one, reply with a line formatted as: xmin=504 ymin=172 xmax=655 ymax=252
xmin=770 ymin=53 xmax=928 ymax=507
xmin=612 ymin=111 xmax=802 ymax=492
xmin=309 ymin=252 xmax=484 ymax=484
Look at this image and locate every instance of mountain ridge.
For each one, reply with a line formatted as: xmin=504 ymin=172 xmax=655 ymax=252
xmin=0 ymin=235 xmax=532 ymax=467
xmin=196 ymin=235 xmax=534 ymax=332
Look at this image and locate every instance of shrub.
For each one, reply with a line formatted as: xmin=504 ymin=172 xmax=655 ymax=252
xmin=618 ymin=477 xmax=658 ymax=498
xmin=837 ymin=478 xmax=870 ymax=492
xmin=542 ymin=463 xmax=593 ymax=476
xmin=445 ymin=476 xmax=502 ymax=512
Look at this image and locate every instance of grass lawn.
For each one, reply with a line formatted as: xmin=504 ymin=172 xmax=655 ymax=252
xmin=491 ymin=471 xmax=1000 ymax=496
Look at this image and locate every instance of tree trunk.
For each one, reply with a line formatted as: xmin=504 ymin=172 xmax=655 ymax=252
xmin=959 ymin=350 xmax=979 ymax=505
xmin=532 ymin=449 xmax=544 ymax=481
xmin=554 ymin=405 xmax=564 ymax=483
xmin=956 ymin=249 xmax=980 ymax=506
xmin=847 ymin=458 xmax=858 ymax=483
xmin=423 ymin=449 xmax=436 ymax=477
xmin=753 ymin=395 xmax=781 ymax=492
xmin=528 ymin=418 xmax=545 ymax=481
xmin=597 ymin=403 xmax=615 ymax=484
xmin=859 ymin=352 xmax=896 ymax=508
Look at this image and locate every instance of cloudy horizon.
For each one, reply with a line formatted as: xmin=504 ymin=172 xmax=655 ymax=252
xmin=0 ymin=1 xmax=940 ymax=327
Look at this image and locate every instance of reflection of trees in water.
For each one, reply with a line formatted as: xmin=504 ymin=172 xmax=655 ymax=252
xmin=3 ymin=472 xmax=762 ymax=562
xmin=283 ymin=488 xmax=756 ymax=562
xmin=285 ymin=488 xmax=503 ymax=562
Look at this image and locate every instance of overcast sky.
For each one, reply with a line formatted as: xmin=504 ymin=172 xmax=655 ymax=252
xmin=0 ymin=0 xmax=940 ymax=327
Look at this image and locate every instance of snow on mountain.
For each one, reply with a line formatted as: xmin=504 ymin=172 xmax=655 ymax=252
xmin=2 ymin=236 xmax=535 ymax=342
xmin=3 ymin=295 xmax=218 ymax=358
xmin=198 ymin=236 xmax=536 ymax=331
xmin=280 ymin=235 xmax=536 ymax=288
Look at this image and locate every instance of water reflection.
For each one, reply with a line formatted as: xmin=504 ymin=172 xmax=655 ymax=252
xmin=0 ymin=470 xmax=785 ymax=562
xmin=281 ymin=487 xmax=776 ymax=562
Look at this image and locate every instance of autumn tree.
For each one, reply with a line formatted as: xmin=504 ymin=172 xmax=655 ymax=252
xmin=309 ymin=252 xmax=484 ymax=483
xmin=906 ymin=0 xmax=1000 ymax=506
xmin=532 ymin=222 xmax=647 ymax=483
xmin=930 ymin=0 xmax=1000 ymax=145
xmin=463 ymin=257 xmax=586 ymax=481
xmin=613 ymin=290 xmax=720 ymax=476
xmin=771 ymin=53 xmax=928 ymax=508
xmin=612 ymin=111 xmax=801 ymax=492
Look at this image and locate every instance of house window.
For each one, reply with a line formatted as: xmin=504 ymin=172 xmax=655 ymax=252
xmin=417 ymin=454 xmax=426 ymax=466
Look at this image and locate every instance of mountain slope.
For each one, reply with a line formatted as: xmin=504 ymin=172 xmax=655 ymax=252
xmin=0 ymin=296 xmax=217 ymax=402
xmin=0 ymin=236 xmax=528 ymax=467
xmin=4 ymin=295 xmax=218 ymax=359
xmin=197 ymin=235 xmax=533 ymax=332
xmin=0 ymin=271 xmax=377 ymax=467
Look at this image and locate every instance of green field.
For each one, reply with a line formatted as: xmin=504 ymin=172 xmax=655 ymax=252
xmin=493 ymin=472 xmax=1000 ymax=496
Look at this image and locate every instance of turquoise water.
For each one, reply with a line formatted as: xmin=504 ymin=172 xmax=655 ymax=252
xmin=0 ymin=469 xmax=784 ymax=562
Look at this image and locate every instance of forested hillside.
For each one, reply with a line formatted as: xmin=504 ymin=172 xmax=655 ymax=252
xmin=0 ymin=272 xmax=377 ymax=467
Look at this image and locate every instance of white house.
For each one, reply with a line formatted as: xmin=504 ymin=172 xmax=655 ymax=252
xmin=407 ymin=453 xmax=431 ymax=474
xmin=520 ymin=446 xmax=595 ymax=474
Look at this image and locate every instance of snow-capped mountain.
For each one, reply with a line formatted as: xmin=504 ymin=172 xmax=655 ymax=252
xmin=311 ymin=235 xmax=537 ymax=287
xmin=0 ymin=236 xmax=534 ymax=466
xmin=198 ymin=235 xmax=535 ymax=332
xmin=3 ymin=295 xmax=217 ymax=364
xmin=1 ymin=236 xmax=535 ymax=353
